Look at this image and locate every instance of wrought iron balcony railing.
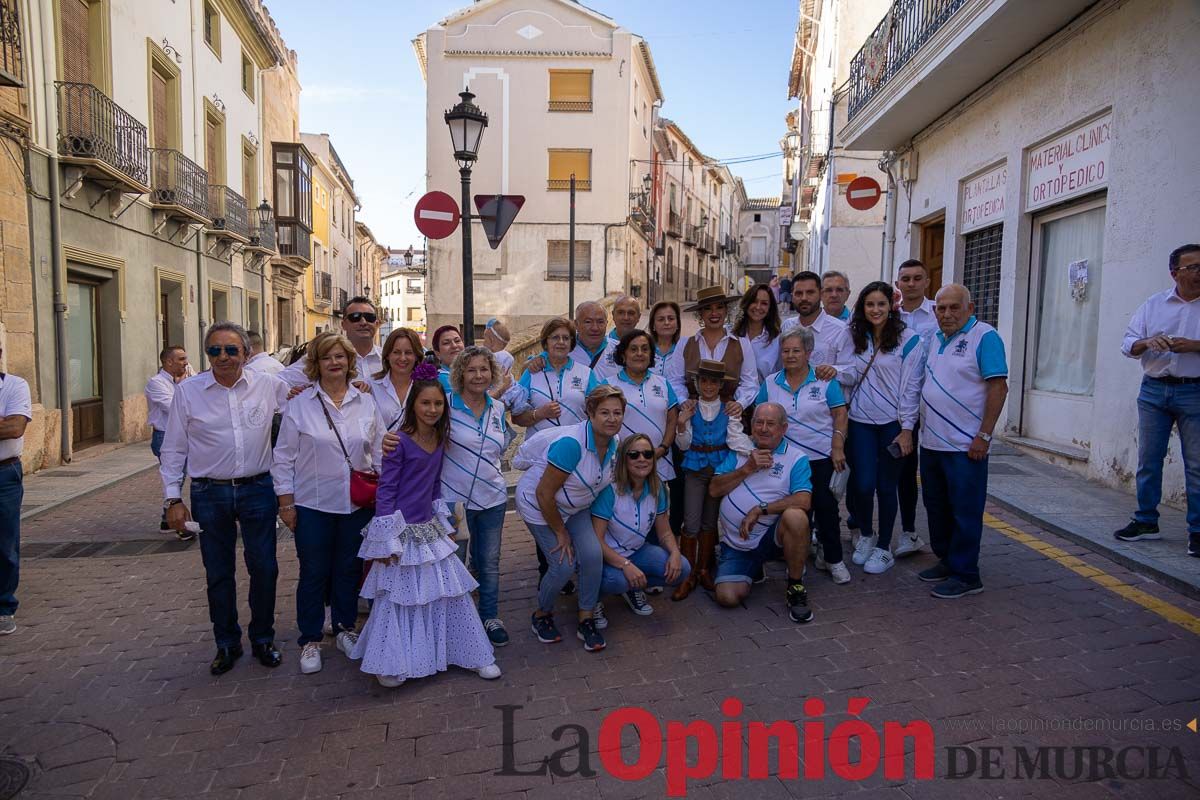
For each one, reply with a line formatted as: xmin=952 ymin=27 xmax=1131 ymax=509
xmin=548 ymin=100 xmax=593 ymax=112
xmin=0 ymin=0 xmax=23 ymax=87
xmin=547 ymin=178 xmax=591 ymax=191
xmin=207 ymin=185 xmax=249 ymax=240
xmin=56 ymin=82 xmax=149 ymax=188
xmin=683 ymin=224 xmax=699 ymax=246
xmin=248 ymin=215 xmax=277 ymax=252
xmin=696 ymin=232 xmax=711 ymax=253
xmin=276 ymin=221 xmax=311 ymax=262
xmin=847 ymin=0 xmax=969 ymax=121
xmin=150 ymin=149 xmax=210 ymax=220
xmin=666 ymin=211 xmax=682 ymax=238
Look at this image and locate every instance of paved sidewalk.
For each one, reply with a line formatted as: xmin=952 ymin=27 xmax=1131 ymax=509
xmin=987 ymin=443 xmax=1199 ymax=600
xmin=20 ymin=443 xmax=159 ymax=522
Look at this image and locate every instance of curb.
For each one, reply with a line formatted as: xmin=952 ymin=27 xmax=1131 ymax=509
xmin=986 ymin=492 xmax=1200 ymax=602
xmin=20 ymin=463 xmax=160 ymax=523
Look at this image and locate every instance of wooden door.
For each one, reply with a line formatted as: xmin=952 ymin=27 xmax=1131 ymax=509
xmin=67 ymin=280 xmax=104 ymax=449
xmin=160 ymin=291 xmax=170 ymax=348
xmin=921 ymin=220 xmax=945 ymax=297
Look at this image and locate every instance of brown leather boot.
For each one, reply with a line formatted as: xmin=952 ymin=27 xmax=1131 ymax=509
xmin=672 ymin=535 xmax=699 ymax=601
xmin=696 ymin=530 xmax=719 ymax=591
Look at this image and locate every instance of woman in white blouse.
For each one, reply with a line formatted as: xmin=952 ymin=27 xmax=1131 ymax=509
xmin=272 ymin=332 xmax=383 ymax=676
xmin=733 ymin=283 xmax=783 ymax=381
xmin=370 ymin=327 xmax=421 ymax=432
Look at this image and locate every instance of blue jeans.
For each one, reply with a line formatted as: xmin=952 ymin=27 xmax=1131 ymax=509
xmin=920 ymin=448 xmax=988 ymax=583
xmin=715 ymin=525 xmax=783 ymax=584
xmin=465 ymin=503 xmax=506 ymax=621
xmin=525 ymin=510 xmax=602 ymax=614
xmin=1135 ymin=378 xmax=1200 ymax=533
xmin=847 ymin=419 xmax=903 ymax=548
xmin=0 ymin=461 xmax=22 ymax=616
xmin=294 ymin=505 xmax=372 ymax=646
xmin=150 ymin=428 xmax=165 ymax=458
xmin=190 ymin=475 xmax=279 ymax=648
xmin=599 ymin=543 xmax=691 ymax=596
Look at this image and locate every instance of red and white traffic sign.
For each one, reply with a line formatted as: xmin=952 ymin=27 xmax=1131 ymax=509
xmin=413 ymin=191 xmax=460 ymax=239
xmin=846 ymin=176 xmax=882 ymax=211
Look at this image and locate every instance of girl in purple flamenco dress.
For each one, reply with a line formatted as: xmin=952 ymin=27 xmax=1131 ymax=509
xmin=349 ymin=363 xmax=501 ymax=687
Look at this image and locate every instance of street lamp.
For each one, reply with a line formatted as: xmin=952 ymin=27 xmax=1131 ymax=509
xmin=444 ymin=90 xmax=488 ymax=344
xmin=404 ymin=246 xmax=414 ymax=267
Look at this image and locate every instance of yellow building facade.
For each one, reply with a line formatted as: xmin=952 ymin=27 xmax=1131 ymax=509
xmin=305 ymin=158 xmax=335 ymax=336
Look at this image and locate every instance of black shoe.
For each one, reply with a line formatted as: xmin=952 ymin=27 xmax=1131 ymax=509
xmin=577 ymin=617 xmax=606 ymax=652
xmin=1114 ymin=520 xmax=1161 ymax=542
xmin=531 ymin=613 xmax=562 ymax=643
xmin=931 ymin=577 xmax=984 ymax=599
xmin=159 ymin=516 xmax=171 ymax=532
xmin=484 ymin=618 xmax=510 ymax=646
xmin=560 ymin=579 xmax=577 ymax=596
xmin=786 ymin=583 xmax=813 ymax=624
xmin=1189 ymin=534 xmax=1199 ymax=558
xmin=251 ymin=641 xmax=282 ymax=668
xmin=210 ymin=645 xmax=243 ymax=675
xmin=918 ymin=562 xmax=952 ymax=583
xmin=176 ymin=528 xmax=196 ymax=542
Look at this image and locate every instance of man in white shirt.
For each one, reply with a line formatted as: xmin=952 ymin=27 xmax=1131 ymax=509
xmin=0 ymin=350 xmax=31 ymax=636
xmin=280 ymin=296 xmax=382 ymax=387
xmin=161 ymin=322 xmax=289 ymax=675
xmin=145 ymin=345 xmax=190 ymax=535
xmin=821 ymin=271 xmax=852 ymax=322
xmin=893 ymin=259 xmax=938 ymax=557
xmin=783 ymin=272 xmax=851 ymax=379
xmin=245 ymin=331 xmax=284 ymax=376
xmin=593 ymin=295 xmax=641 ymax=380
xmin=1116 ymin=244 xmax=1200 ymax=558
xmin=569 ymin=300 xmax=611 ymax=369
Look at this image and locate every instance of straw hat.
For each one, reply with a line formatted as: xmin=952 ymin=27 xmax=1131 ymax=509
xmin=683 ymin=285 xmax=740 ymax=312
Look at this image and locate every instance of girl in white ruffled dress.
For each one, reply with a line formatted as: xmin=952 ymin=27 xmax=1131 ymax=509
xmin=350 ymin=364 xmax=501 ymax=687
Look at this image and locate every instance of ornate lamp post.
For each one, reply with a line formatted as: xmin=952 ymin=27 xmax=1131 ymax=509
xmin=444 ymin=90 xmax=488 ymax=345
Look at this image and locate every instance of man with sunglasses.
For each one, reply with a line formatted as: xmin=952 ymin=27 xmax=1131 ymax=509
xmin=280 ymin=297 xmax=382 ymax=388
xmin=1116 ymin=244 xmax=1200 ymax=559
xmin=160 ymin=322 xmax=290 ymax=675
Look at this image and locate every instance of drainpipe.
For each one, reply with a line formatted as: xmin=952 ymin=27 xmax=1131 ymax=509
xmin=880 ymin=152 xmax=898 ymax=283
xmin=189 ymin=0 xmax=207 ymax=367
xmin=39 ymin=2 xmax=71 ymax=464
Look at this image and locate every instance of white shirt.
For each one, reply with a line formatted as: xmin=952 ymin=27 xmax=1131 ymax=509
xmin=921 ymin=317 xmax=1008 ymax=452
xmin=715 ymin=441 xmax=812 ymax=551
xmin=279 ymin=344 xmax=383 ymax=387
xmin=271 ymin=385 xmax=383 ymax=513
xmin=837 ymin=328 xmax=925 ymax=429
xmin=493 ymin=349 xmax=515 ymax=375
xmin=442 ymin=392 xmax=509 ymax=510
xmin=245 ymin=351 xmax=286 ymax=376
xmin=602 ymin=370 xmax=680 ymax=481
xmin=754 ymin=369 xmax=847 ymax=460
xmin=515 ymin=421 xmax=617 ymax=527
xmin=1122 ymin=288 xmax=1200 ymax=378
xmin=782 ymin=311 xmax=852 ymax=370
xmin=900 ymin=298 xmax=938 ymax=340
xmin=159 ymin=369 xmax=288 ymax=498
xmin=675 ymin=398 xmax=754 ymax=454
xmin=591 ymin=483 xmax=669 ymax=557
xmin=0 ymin=373 xmax=32 ymax=462
xmin=511 ymin=355 xmax=599 ymax=434
xmin=665 ymin=331 xmax=761 ymax=408
xmin=369 ymin=373 xmax=410 ymax=431
xmin=570 ymin=337 xmax=610 ymax=371
xmin=746 ymin=329 xmax=781 ymax=381
xmin=144 ymin=369 xmax=177 ymax=431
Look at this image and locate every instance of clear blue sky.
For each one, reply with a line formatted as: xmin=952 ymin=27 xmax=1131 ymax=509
xmin=266 ymin=0 xmax=797 ymax=249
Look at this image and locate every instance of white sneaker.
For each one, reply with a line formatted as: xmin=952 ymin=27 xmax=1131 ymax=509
xmin=894 ymin=533 xmax=925 ymax=558
xmin=645 ymin=586 xmax=665 ymax=595
xmin=299 ymin=643 xmax=322 ymax=674
xmin=592 ymin=602 xmax=608 ymax=629
xmin=377 ymin=674 xmax=405 ymax=688
xmin=851 ymin=534 xmax=877 ymax=565
xmin=322 ymin=607 xmax=333 ymax=636
xmin=336 ymin=630 xmax=358 ymax=656
xmin=863 ymin=548 xmax=895 ymax=574
xmin=829 ymin=561 xmax=852 ymax=584
xmin=477 ymin=663 xmax=502 ymax=680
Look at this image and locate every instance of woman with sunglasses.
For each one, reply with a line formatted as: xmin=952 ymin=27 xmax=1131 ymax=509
xmin=431 ymin=325 xmax=466 ymax=391
xmin=271 ymin=332 xmax=384 ymax=676
xmin=592 ymin=434 xmax=689 ymax=619
xmin=371 ymin=328 xmax=422 ymax=432
xmin=734 ymin=283 xmax=784 ymax=381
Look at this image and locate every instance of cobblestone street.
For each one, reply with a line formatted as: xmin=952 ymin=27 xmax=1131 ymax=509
xmin=2 ymin=471 xmax=1199 ymax=799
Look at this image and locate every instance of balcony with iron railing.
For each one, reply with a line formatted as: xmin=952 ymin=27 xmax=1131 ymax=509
xmin=547 ymin=178 xmax=591 ymax=191
xmin=0 ymin=0 xmax=23 ymax=87
xmin=56 ymin=82 xmax=149 ymax=190
xmin=248 ymin=215 xmax=277 ymax=254
xmin=842 ymin=0 xmax=1095 ymax=149
xmin=276 ymin=222 xmax=311 ymax=263
xmin=683 ymin=224 xmax=700 ymax=246
xmin=316 ymin=271 xmax=333 ymax=303
xmin=150 ymin=149 xmax=210 ymax=222
xmin=666 ymin=211 xmax=682 ymax=239
xmin=206 ymin=185 xmax=250 ymax=242
xmin=696 ymin=231 xmax=710 ymax=253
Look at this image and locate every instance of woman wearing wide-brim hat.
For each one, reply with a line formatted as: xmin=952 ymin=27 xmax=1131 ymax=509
xmin=666 ymin=286 xmax=761 ymax=414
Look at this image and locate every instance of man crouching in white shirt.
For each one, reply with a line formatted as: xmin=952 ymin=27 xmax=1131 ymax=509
xmin=160 ymin=322 xmax=289 ymax=676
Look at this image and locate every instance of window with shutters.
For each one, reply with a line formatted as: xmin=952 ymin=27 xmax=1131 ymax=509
xmin=148 ymin=44 xmax=181 ymax=151
xmin=204 ymin=100 xmax=225 ymax=184
xmin=547 ymin=149 xmax=591 ymax=191
xmin=666 ymin=247 xmax=674 ymax=283
xmin=241 ymin=140 xmax=257 ymax=207
xmin=548 ymin=70 xmax=592 ymax=112
xmin=241 ymin=52 xmax=254 ymax=101
xmin=60 ymin=0 xmax=110 ymax=90
xmin=546 ymin=240 xmax=592 ymax=280
xmin=962 ymin=224 xmax=1004 ymax=328
xmin=203 ymin=1 xmax=221 ymax=58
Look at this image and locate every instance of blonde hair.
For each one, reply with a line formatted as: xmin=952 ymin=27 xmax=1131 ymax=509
xmin=450 ymin=346 xmax=500 ymax=394
xmin=613 ymin=433 xmax=663 ymax=499
xmin=303 ymin=332 xmax=358 ymax=383
xmin=585 ymin=384 xmax=627 ymax=417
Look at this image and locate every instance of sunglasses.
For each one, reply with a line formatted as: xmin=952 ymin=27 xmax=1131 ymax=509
xmin=205 ymin=345 xmax=240 ymax=358
xmin=346 ymin=311 xmax=378 ymax=323
xmin=626 ymin=449 xmax=655 ymax=460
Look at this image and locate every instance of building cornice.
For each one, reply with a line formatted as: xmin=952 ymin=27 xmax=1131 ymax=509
xmin=444 ymin=49 xmax=611 ymax=58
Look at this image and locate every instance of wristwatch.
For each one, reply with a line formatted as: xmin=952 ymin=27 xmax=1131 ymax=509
xmin=976 ymin=432 xmax=993 ymax=443
xmin=758 ymin=501 xmax=769 ymax=513
xmin=163 ymin=498 xmax=183 ymax=510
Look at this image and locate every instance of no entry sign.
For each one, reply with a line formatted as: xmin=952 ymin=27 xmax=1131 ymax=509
xmin=413 ymin=191 xmax=460 ymax=239
xmin=846 ymin=176 xmax=882 ymax=211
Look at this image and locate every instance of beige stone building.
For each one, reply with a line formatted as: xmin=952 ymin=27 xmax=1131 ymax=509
xmin=413 ymin=0 xmax=665 ymax=334
xmin=354 ymin=221 xmax=387 ymax=306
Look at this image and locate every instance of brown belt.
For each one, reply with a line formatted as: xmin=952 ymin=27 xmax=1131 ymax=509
xmin=0 ymin=457 xmax=19 ymax=467
xmin=688 ymin=444 xmax=727 ymax=453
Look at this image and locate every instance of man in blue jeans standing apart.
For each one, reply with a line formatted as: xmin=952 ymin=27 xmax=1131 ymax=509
xmin=160 ymin=322 xmax=289 ymax=675
xmin=145 ymin=344 xmax=190 ymax=538
xmin=0 ymin=346 xmax=32 ymax=636
xmin=1115 ymin=243 xmax=1200 ymax=558
xmin=917 ymin=284 xmax=1008 ymax=599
